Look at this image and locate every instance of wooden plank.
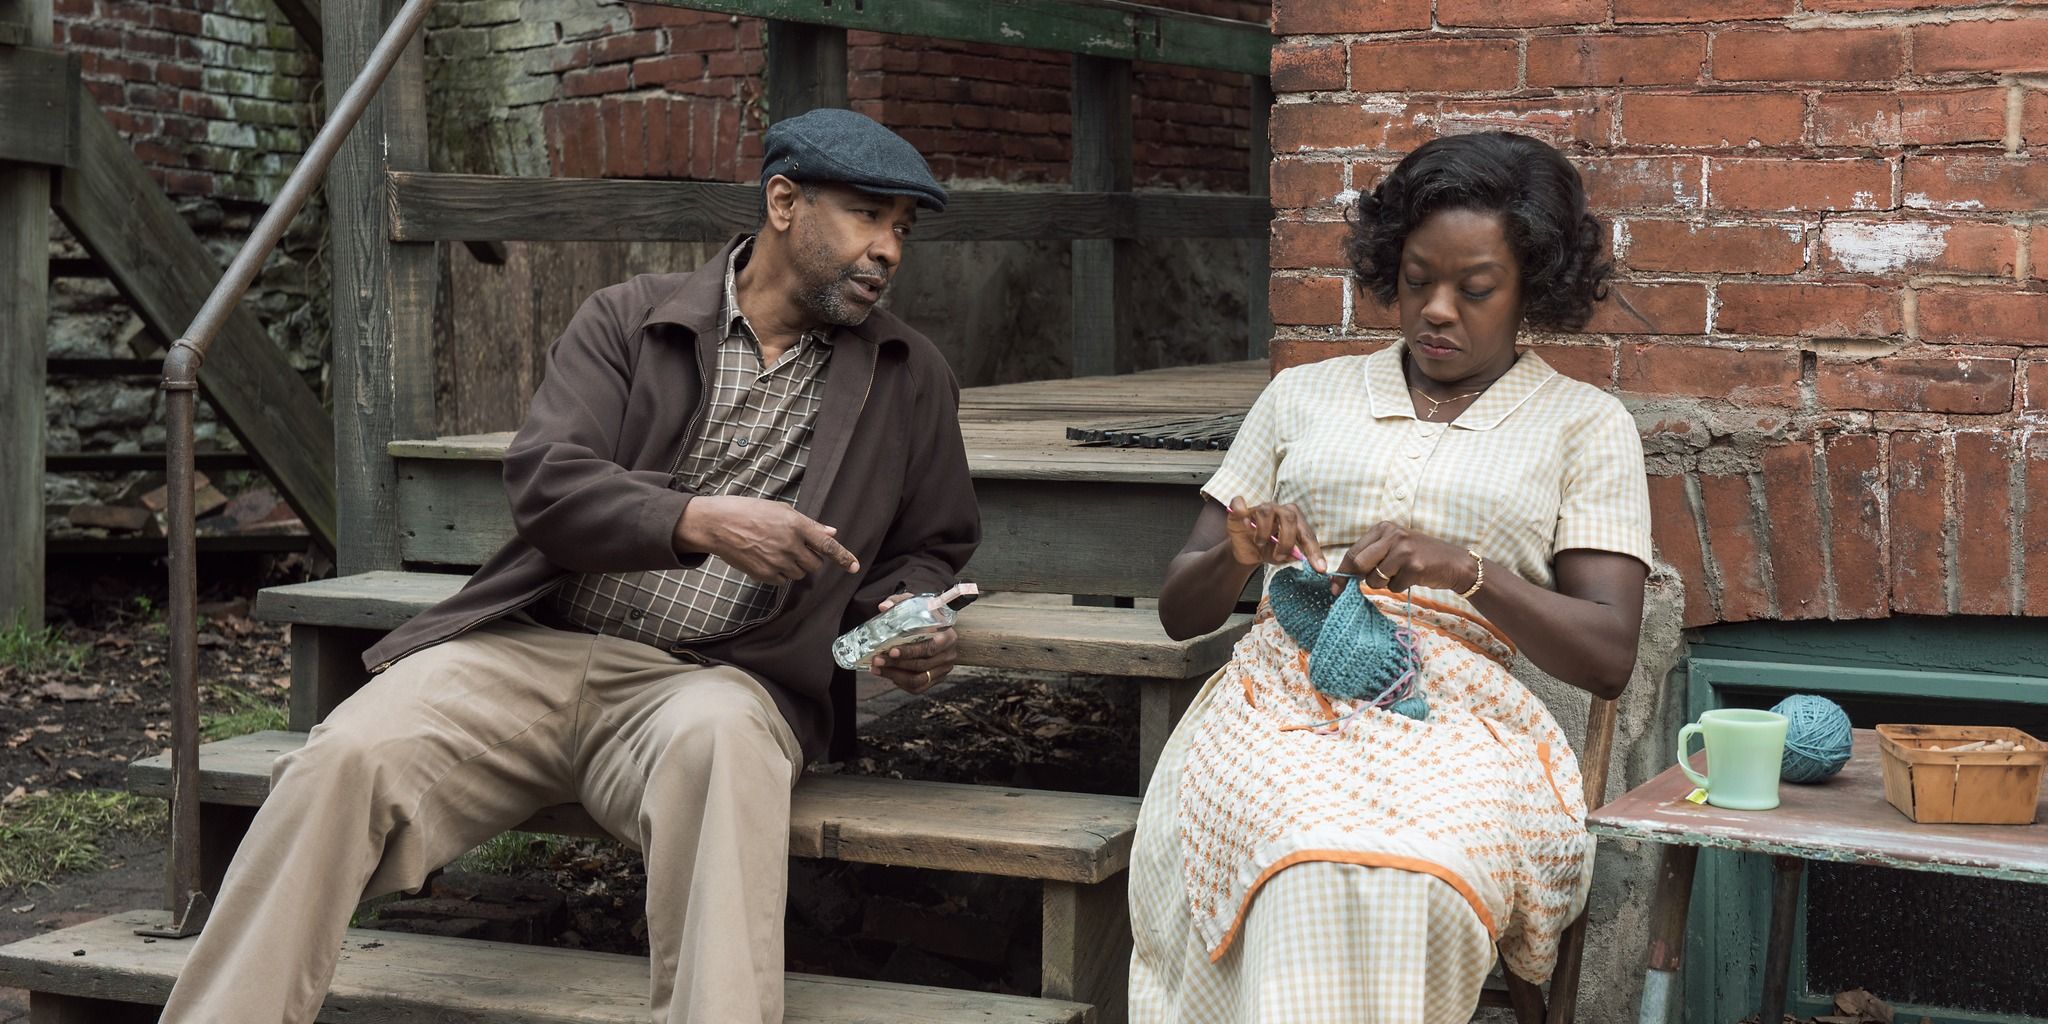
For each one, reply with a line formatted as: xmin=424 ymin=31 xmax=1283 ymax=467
xmin=0 ymin=45 xmax=78 ymax=167
xmin=645 ymin=0 xmax=1269 ymax=75
xmin=256 ymin=572 xmax=1247 ymax=678
xmin=388 ymin=173 xmax=1270 ymax=243
xmin=269 ymin=0 xmax=320 ymax=54
xmin=28 ymin=994 xmax=157 ymax=1024
xmin=1041 ymin=877 xmax=1130 ymax=1024
xmin=0 ymin=910 xmax=1093 ymax=1024
xmin=1586 ymin=730 xmax=2048 ymax=883
xmin=765 ymin=20 xmax=846 ymax=122
xmin=1246 ymin=75 xmax=1272 ymax=361
xmin=51 ymin=93 xmax=338 ymax=552
xmin=288 ymin=625 xmax=375 ymax=731
xmin=0 ymin=0 xmax=52 ymax=629
xmin=1138 ymin=676 xmax=1203 ymax=789
xmin=130 ymin=731 xmax=1138 ymax=883
xmin=327 ymin=0 xmax=437 ymax=575
xmin=1069 ymin=55 xmax=1132 ymax=378
xmin=45 ymin=451 xmax=256 ymax=472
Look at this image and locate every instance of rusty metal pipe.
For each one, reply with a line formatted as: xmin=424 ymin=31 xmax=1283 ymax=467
xmin=152 ymin=0 xmax=438 ymax=938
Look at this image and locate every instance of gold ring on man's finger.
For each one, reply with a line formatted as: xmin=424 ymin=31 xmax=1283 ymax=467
xmin=922 ymin=669 xmax=933 ymax=687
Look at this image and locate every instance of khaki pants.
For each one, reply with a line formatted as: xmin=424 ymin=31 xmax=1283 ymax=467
xmin=159 ymin=616 xmax=803 ymax=1024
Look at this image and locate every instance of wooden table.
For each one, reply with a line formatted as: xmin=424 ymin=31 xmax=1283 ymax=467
xmin=1586 ymin=729 xmax=2048 ymax=1023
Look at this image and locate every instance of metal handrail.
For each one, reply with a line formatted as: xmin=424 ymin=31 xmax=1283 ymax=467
xmin=151 ymin=0 xmax=438 ymax=939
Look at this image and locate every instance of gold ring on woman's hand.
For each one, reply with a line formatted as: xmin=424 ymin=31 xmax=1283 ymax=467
xmin=1370 ymin=567 xmax=1392 ymax=583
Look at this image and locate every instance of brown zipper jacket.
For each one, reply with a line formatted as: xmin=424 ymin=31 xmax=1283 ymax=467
xmin=361 ymin=236 xmax=981 ymax=763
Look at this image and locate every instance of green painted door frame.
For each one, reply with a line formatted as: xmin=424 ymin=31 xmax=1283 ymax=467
xmin=1680 ymin=618 xmax=2048 ymax=1024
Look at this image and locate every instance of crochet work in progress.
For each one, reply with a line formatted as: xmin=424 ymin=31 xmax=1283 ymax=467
xmin=1266 ymin=565 xmax=1429 ymax=722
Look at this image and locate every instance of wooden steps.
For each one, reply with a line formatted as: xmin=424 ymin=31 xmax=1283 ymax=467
xmin=256 ymin=570 xmax=1249 ymax=681
xmin=132 ymin=731 xmax=1137 ymax=884
xmin=0 ymin=909 xmax=1093 ymax=1024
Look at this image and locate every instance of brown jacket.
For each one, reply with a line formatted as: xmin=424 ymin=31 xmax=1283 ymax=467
xmin=363 ymin=237 xmax=980 ymax=762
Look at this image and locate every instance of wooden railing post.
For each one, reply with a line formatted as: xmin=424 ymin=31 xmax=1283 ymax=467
xmin=1247 ymin=74 xmax=1272 ymax=362
xmin=0 ymin=0 xmax=53 ymax=629
xmin=765 ymin=20 xmax=847 ymax=121
xmin=327 ymin=0 xmax=437 ymax=575
xmin=1070 ymin=55 xmax=1132 ymax=378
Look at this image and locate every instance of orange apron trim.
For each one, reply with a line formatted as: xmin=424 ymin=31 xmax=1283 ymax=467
xmin=1479 ymin=719 xmax=1573 ymax=816
xmin=1357 ymin=584 xmax=1516 ymax=655
xmin=1207 ymin=850 xmax=1500 ymax=963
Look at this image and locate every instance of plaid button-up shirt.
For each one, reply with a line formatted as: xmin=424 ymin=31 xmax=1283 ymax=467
xmin=550 ymin=237 xmax=834 ymax=645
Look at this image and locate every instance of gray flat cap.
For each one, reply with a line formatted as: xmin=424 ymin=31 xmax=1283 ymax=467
xmin=760 ymin=108 xmax=948 ymax=212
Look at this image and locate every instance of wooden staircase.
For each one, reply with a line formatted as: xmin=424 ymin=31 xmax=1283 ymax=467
xmin=0 ymin=1 xmax=1277 ymax=1021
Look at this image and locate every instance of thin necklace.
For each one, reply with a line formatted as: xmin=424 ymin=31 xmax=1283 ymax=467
xmin=1408 ymin=385 xmax=1485 ymax=420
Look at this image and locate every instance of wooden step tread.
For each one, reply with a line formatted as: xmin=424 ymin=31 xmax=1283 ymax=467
xmin=256 ymin=570 xmax=1248 ymax=679
xmin=0 ymin=910 xmax=1092 ymax=1024
xmin=131 ymin=731 xmax=1136 ymax=884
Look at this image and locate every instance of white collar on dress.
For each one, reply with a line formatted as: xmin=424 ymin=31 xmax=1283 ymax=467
xmin=1362 ymin=341 xmax=1558 ymax=432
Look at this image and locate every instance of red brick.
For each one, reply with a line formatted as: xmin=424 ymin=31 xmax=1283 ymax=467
xmin=563 ymin=64 xmax=630 ymax=98
xmin=2026 ymin=90 xmax=2048 ymax=149
xmin=2027 ymin=359 xmax=2048 ymax=409
xmin=1618 ymin=343 xmax=1802 ymax=404
xmin=1707 ymin=158 xmax=1891 ymax=212
xmin=1526 ymin=341 xmax=1617 ymax=386
xmin=1620 ymin=92 xmax=1805 ymax=148
xmin=1439 ymin=0 xmax=1606 ymax=25
xmin=1528 ymin=32 xmax=1706 ymax=88
xmin=1912 ymin=17 xmax=2048 ymax=75
xmin=632 ymin=54 xmax=704 ymax=86
xmin=1581 ymin=156 xmax=1705 ymax=211
xmin=1621 ymin=219 xmax=1807 ymax=275
xmin=1699 ymin=473 xmax=1771 ymax=622
xmin=599 ymin=99 xmax=629 ymax=178
xmin=1810 ymin=0 xmax=2000 ymax=8
xmin=1761 ymin=444 xmax=1828 ymax=619
xmin=1920 ymin=288 xmax=2048 ymax=346
xmin=645 ymin=97 xmax=675 ymax=178
xmin=1716 ymin=283 xmax=1900 ymax=339
xmin=2026 ymin=435 xmax=2048 ymax=614
xmin=1588 ymin=281 xmax=1710 ymax=334
xmin=1822 ymin=434 xmax=1888 ymax=617
xmin=1272 ymin=42 xmax=1346 ymax=93
xmin=1815 ymin=355 xmax=2014 ymax=413
xmin=1818 ymin=220 xmax=2016 ymax=278
xmin=592 ymin=30 xmax=660 ymax=65
xmin=1349 ymin=38 xmax=1520 ymax=93
xmin=1270 ymin=338 xmax=1390 ymax=373
xmin=1270 ymin=159 xmax=1345 ymax=210
xmin=1903 ymin=156 xmax=2048 ymax=213
xmin=2034 ymin=225 xmax=2048 ymax=281
xmin=1714 ymin=26 xmax=1905 ymax=83
xmin=1270 ymin=220 xmax=1351 ymax=270
xmin=1425 ymin=96 xmax=1610 ymax=149
xmin=1953 ymin=432 xmax=2016 ymax=615
xmin=1814 ymin=88 xmax=2008 ymax=148
xmin=553 ymin=103 xmax=602 ymax=178
xmin=1271 ymin=275 xmax=1347 ymax=326
xmin=1617 ymin=0 xmax=1792 ymax=19
xmin=1887 ymin=432 xmax=1948 ymax=616
xmin=1270 ymin=100 xmax=1428 ymax=154
xmin=1272 ymin=0 xmax=1432 ymax=34
xmin=1647 ymin=473 xmax=1716 ymax=626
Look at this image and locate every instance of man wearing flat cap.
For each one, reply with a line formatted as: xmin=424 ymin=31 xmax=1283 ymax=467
xmin=160 ymin=109 xmax=979 ymax=1024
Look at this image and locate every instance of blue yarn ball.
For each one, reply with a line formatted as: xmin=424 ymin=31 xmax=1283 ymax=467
xmin=1770 ymin=694 xmax=1852 ymax=783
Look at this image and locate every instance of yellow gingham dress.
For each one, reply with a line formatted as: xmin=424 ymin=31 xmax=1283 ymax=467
xmin=1129 ymin=344 xmax=1652 ymax=1023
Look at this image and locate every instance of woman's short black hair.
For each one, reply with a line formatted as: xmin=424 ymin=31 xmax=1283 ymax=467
xmin=1346 ymin=131 xmax=1610 ymax=331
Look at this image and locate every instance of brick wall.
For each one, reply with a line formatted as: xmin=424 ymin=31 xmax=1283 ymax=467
xmin=54 ymin=0 xmax=317 ymax=201
xmin=435 ymin=0 xmax=1269 ymax=187
xmin=1268 ymin=0 xmax=2048 ymax=626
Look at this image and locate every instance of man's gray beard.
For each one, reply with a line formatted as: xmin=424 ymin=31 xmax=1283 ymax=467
xmin=801 ymin=272 xmax=882 ymax=327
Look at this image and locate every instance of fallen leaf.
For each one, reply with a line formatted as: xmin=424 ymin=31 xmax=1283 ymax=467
xmin=1834 ymin=988 xmax=1894 ymax=1024
xmin=9 ymin=903 xmax=34 ymax=914
xmin=36 ymin=681 xmax=105 ymax=702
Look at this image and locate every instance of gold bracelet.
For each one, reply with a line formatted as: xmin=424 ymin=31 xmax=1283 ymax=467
xmin=1459 ymin=550 xmax=1485 ymax=599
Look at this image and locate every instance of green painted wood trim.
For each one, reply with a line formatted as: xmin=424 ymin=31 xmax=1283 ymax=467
xmin=1689 ymin=616 xmax=2048 ymax=678
xmin=1684 ymin=653 xmax=2048 ymax=1024
xmin=642 ymin=0 xmax=1272 ymax=76
xmin=1688 ymin=657 xmax=2048 ymax=707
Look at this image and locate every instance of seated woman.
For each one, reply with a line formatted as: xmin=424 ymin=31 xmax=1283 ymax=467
xmin=1128 ymin=131 xmax=1652 ymax=1023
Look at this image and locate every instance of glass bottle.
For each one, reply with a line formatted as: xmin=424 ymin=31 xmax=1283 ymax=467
xmin=832 ymin=583 xmax=980 ymax=670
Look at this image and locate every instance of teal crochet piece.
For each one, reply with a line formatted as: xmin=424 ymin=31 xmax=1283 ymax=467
xmin=1268 ymin=565 xmax=1429 ymax=722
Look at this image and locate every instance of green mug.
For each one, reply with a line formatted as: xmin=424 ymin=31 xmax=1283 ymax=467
xmin=1677 ymin=708 xmax=1789 ymax=810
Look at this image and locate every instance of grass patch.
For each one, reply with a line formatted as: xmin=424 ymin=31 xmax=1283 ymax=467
xmin=0 ymin=616 xmax=88 ymax=674
xmin=201 ymin=685 xmax=289 ymax=741
xmin=0 ymin=789 xmax=166 ymax=890
xmin=451 ymin=831 xmax=575 ymax=875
